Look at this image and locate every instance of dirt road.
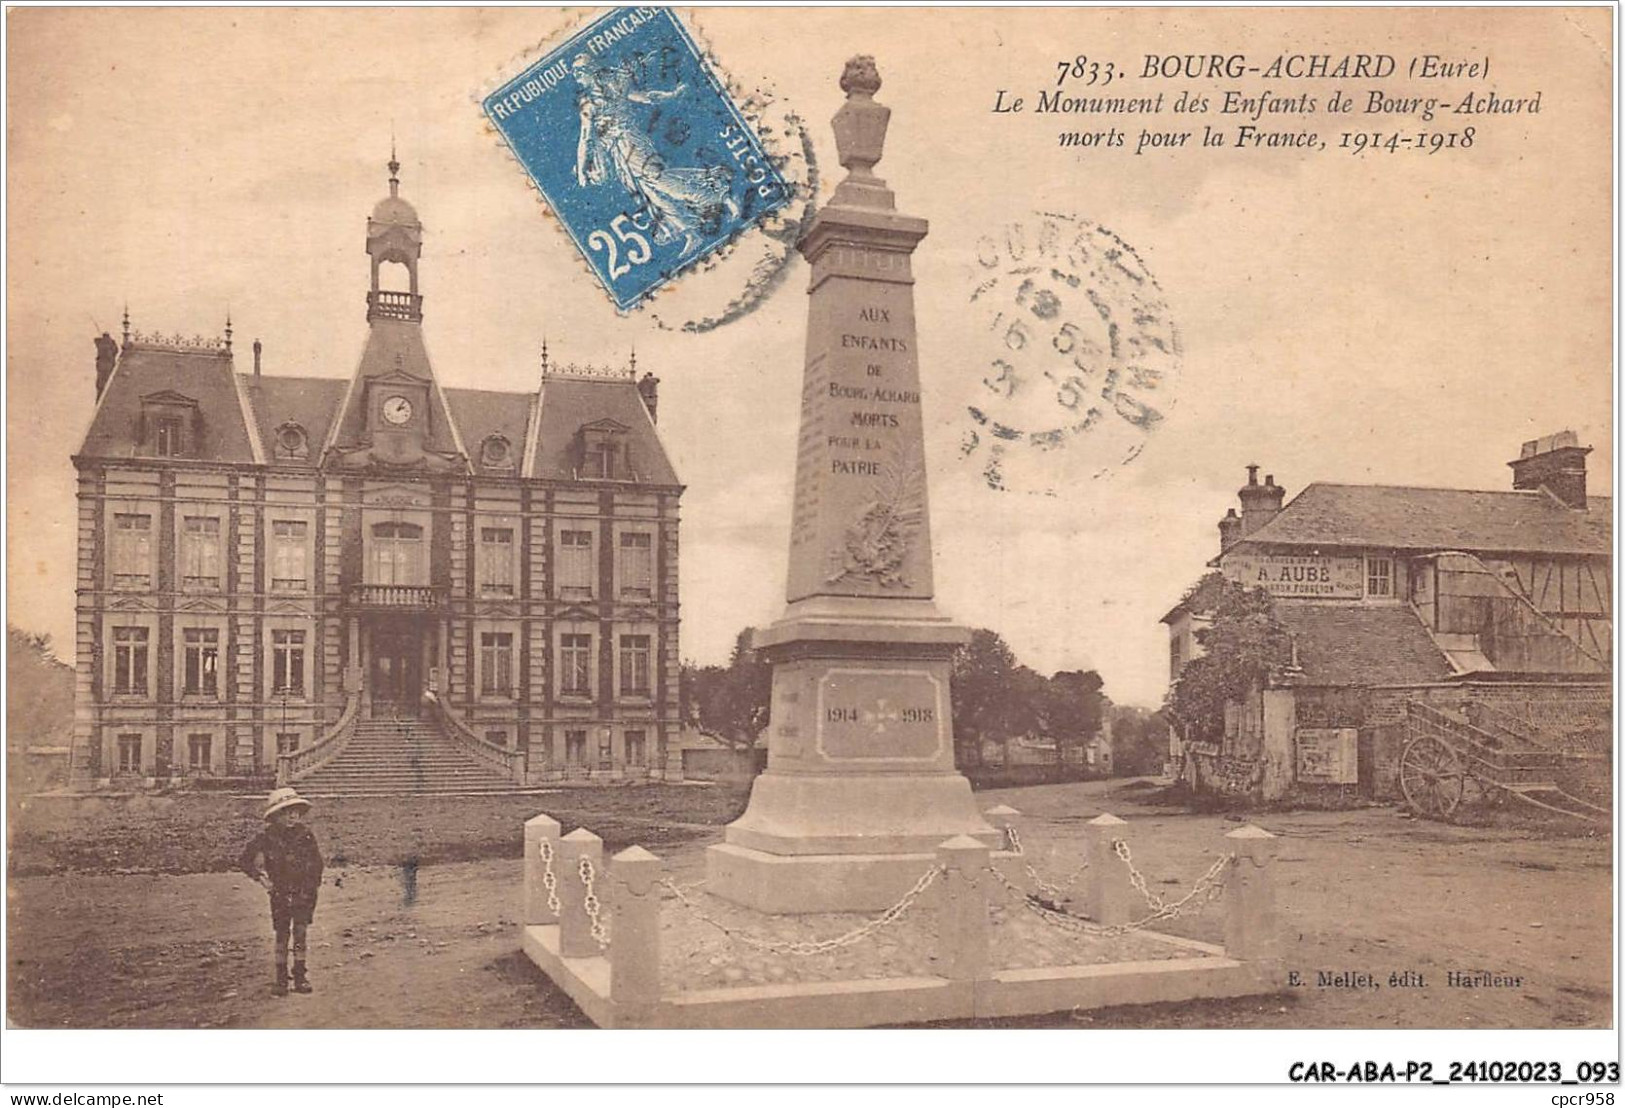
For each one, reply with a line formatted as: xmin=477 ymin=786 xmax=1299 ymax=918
xmin=7 ymin=781 xmax=1611 ymax=1029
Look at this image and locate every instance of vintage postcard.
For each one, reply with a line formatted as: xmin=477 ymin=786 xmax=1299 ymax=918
xmin=3 ymin=3 xmax=1615 ymax=1090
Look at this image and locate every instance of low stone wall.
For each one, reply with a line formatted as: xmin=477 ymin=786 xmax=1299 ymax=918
xmin=518 ymin=807 xmax=1284 ymax=1028
xmin=1189 ymin=679 xmax=1610 ymax=805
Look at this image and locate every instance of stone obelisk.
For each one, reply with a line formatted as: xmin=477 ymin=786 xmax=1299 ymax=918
xmin=706 ymin=57 xmax=999 ymax=913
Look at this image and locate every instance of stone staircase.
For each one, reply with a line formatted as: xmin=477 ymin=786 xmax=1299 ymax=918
xmin=295 ymin=714 xmax=520 ymax=796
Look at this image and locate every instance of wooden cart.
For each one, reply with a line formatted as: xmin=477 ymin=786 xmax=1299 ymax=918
xmin=1399 ymin=701 xmax=1610 ymax=824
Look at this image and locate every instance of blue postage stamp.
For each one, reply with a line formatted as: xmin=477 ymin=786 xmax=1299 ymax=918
xmin=483 ymin=7 xmax=792 ymax=310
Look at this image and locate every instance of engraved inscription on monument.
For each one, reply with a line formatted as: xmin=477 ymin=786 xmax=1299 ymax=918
xmin=787 ymin=275 xmax=935 ymax=601
xmin=815 ymin=669 xmax=945 ymax=761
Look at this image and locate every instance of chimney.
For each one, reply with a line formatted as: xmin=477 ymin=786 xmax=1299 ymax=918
xmin=253 ymin=338 xmax=263 ymax=378
xmin=1218 ymin=507 xmax=1242 ymax=554
xmin=93 ymin=332 xmax=119 ymax=400
xmin=637 ymin=371 xmax=660 ymax=424
xmin=1509 ymin=430 xmax=1590 ymax=509
xmin=1236 ymin=465 xmax=1286 ymax=536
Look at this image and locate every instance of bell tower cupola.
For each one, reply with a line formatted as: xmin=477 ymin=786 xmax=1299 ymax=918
xmin=366 ymin=145 xmax=424 ymax=323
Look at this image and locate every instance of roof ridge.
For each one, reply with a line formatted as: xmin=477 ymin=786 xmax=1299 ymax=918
xmin=1304 ymin=480 xmax=1549 ymax=496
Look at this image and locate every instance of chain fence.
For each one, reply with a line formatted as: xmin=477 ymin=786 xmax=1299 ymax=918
xmin=659 ymin=863 xmax=944 ymax=957
xmin=537 ymin=838 xmax=561 ymax=916
xmin=985 ymin=844 xmax=1234 ymax=938
xmin=578 ymin=856 xmax=611 ymax=949
xmin=1005 ymin=825 xmax=1088 ymax=907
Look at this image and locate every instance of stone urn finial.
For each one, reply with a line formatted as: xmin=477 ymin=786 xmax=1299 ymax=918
xmin=832 ymin=55 xmax=891 ymax=195
xmin=840 ymin=55 xmax=882 ymax=97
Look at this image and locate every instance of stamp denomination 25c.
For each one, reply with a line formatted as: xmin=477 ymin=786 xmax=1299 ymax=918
xmin=960 ymin=212 xmax=1182 ymax=495
xmin=484 ymin=6 xmax=792 ymax=310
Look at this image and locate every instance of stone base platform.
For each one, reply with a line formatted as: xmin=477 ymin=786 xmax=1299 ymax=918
xmin=706 ymin=771 xmax=1003 ymax=912
xmin=522 ymin=922 xmax=1278 ymax=1029
xmin=706 ymin=842 xmax=1007 ymax=914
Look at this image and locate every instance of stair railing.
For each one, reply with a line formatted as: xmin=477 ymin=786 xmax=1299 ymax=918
xmin=276 ymin=693 xmax=361 ymax=786
xmin=431 ymin=699 xmax=528 ymax=785
xmin=1420 ymin=551 xmax=1610 ymax=670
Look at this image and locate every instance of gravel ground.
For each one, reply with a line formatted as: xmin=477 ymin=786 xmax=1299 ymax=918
xmin=7 ymin=778 xmax=1612 ymax=1029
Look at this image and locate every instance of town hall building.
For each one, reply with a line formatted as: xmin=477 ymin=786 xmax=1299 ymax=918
xmin=71 ymin=156 xmax=683 ymax=791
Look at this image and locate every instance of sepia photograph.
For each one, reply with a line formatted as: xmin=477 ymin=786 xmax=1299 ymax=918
xmin=3 ymin=2 xmax=1616 ymax=1088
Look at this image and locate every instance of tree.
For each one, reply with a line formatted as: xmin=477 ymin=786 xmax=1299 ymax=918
xmin=1109 ymin=703 xmax=1170 ymax=777
xmin=1164 ymin=577 xmax=1293 ymax=746
xmin=1045 ymin=669 xmax=1105 ymax=766
xmin=7 ymin=625 xmax=73 ymax=749
xmin=679 ymin=628 xmax=772 ymax=764
xmin=952 ymin=629 xmax=1041 ymax=768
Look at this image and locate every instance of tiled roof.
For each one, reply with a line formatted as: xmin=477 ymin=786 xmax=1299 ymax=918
xmin=1277 ymin=604 xmax=1455 ymax=687
xmin=531 ymin=375 xmax=680 ymax=485
xmin=79 ymin=328 xmax=677 ymax=486
xmin=1238 ymin=483 xmax=1610 ymax=556
xmin=326 ymin=319 xmax=464 ymax=458
xmin=79 ymin=343 xmax=258 ymax=462
xmin=445 ymin=387 xmax=533 ymax=475
xmin=241 ymin=375 xmax=348 ymax=466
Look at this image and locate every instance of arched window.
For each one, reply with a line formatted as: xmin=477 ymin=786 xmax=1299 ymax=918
xmin=370 ymin=521 xmax=424 ymax=585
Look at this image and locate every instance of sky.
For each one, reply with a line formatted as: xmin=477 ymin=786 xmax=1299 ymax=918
xmin=5 ymin=7 xmax=1613 ymax=707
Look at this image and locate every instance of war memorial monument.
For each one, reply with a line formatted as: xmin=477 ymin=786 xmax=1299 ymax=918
xmin=519 ymin=57 xmax=1282 ymax=1029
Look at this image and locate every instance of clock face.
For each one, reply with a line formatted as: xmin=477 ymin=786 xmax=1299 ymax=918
xmin=382 ymin=396 xmax=413 ymax=425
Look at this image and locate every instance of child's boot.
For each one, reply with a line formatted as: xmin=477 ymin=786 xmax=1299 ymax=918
xmin=274 ymin=964 xmax=289 ymax=997
xmin=292 ymin=963 xmax=312 ymax=994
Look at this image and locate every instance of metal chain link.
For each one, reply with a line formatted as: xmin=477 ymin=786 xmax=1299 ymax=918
xmin=537 ymin=838 xmax=561 ymax=916
xmin=1006 ymin=825 xmax=1087 ymax=905
xmin=986 ymin=852 xmax=1234 ymax=937
xmin=660 ymin=863 xmax=943 ymax=957
xmin=1113 ymin=838 xmax=1163 ymax=912
xmin=578 ymin=856 xmax=610 ymax=949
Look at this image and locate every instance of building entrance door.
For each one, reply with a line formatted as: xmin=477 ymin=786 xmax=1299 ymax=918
xmin=369 ymin=626 xmax=423 ymax=718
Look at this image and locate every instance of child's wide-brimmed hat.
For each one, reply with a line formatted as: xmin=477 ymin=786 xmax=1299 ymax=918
xmin=263 ymin=787 xmax=312 ymax=820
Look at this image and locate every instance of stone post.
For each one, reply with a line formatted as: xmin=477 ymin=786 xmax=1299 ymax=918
xmin=935 ymin=835 xmax=990 ymax=983
xmin=609 ymin=845 xmax=663 ymax=1023
xmin=558 ymin=827 xmax=604 ymax=958
xmin=982 ymin=805 xmax=1021 ymax=852
xmin=1224 ymin=824 xmax=1280 ymax=962
xmin=1081 ymin=812 xmax=1136 ymax=926
xmin=523 ymin=813 xmax=562 ymax=926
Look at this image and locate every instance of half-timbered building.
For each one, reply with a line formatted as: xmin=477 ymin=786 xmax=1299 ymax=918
xmin=1163 ymin=435 xmax=1611 ymax=802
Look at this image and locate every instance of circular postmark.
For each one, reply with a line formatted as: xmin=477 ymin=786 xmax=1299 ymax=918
xmin=957 ymin=212 xmax=1182 ymax=495
xmin=644 ymin=86 xmax=817 ymax=333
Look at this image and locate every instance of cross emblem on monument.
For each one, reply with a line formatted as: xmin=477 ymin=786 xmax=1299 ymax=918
xmin=861 ymin=699 xmax=903 ymax=733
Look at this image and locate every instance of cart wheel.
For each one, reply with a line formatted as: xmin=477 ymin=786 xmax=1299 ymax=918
xmin=1400 ymin=735 xmax=1467 ymax=819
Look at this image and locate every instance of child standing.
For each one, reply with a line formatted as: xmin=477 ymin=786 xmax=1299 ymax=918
xmin=239 ymin=787 xmax=325 ymax=996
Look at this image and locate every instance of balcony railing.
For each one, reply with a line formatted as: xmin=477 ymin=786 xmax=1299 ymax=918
xmin=345 ymin=584 xmax=446 ymax=610
xmin=367 ymin=289 xmax=423 ymax=323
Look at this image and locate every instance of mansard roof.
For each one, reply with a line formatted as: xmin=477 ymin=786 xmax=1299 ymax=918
xmin=78 ymin=340 xmax=679 ymax=487
xmin=530 ymin=373 xmax=680 ymax=484
xmin=242 ymin=374 xmax=348 ymax=466
xmin=444 ymin=387 xmax=534 ymax=475
xmin=78 ymin=338 xmax=259 ymax=463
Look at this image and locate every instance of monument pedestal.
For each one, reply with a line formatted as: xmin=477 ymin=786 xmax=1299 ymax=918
xmin=705 ymin=58 xmax=997 ymax=912
xmin=705 ymin=601 xmax=1000 ymax=913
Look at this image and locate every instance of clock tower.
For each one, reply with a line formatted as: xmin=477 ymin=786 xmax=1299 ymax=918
xmin=323 ymin=149 xmax=466 ymax=472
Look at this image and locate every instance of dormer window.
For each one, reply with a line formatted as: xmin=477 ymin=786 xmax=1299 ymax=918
xmin=275 ymin=422 xmax=310 ymax=461
xmin=139 ymin=391 xmax=201 ymax=458
xmin=480 ymin=434 xmax=514 ymax=470
xmin=577 ymin=420 xmax=632 ymax=481
xmin=155 ymin=417 xmax=184 ymax=457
